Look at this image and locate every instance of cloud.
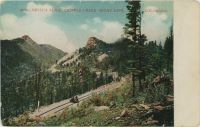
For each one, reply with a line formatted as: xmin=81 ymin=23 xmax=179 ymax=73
xmin=142 ymin=6 xmax=171 ymax=45
xmin=80 ymin=24 xmax=89 ymax=30
xmin=93 ymin=17 xmax=102 ymax=24
xmin=97 ymin=21 xmax=123 ymax=43
xmin=25 ymin=2 xmax=53 ymax=17
xmin=0 ymin=0 xmax=4 ymax=5
xmin=60 ymin=5 xmax=74 ymax=10
xmin=0 ymin=2 xmax=76 ymax=52
xmin=80 ymin=17 xmax=123 ymax=43
xmin=80 ymin=7 xmax=171 ymax=44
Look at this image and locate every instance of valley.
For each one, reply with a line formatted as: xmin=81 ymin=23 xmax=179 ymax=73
xmin=1 ymin=34 xmax=173 ymax=126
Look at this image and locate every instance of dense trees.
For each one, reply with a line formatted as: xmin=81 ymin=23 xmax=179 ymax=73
xmin=164 ymin=25 xmax=173 ymax=72
xmin=1 ymin=63 xmax=109 ymax=118
xmin=124 ymin=0 xmax=173 ymax=96
xmin=2 ymin=29 xmax=173 ymax=120
xmin=2 ymin=1 xmax=173 ymax=119
xmin=124 ymin=0 xmax=146 ymax=93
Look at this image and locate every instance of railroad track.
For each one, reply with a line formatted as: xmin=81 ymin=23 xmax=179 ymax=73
xmin=30 ymin=75 xmax=131 ymax=119
xmin=38 ymin=93 xmax=92 ymax=117
xmin=35 ymin=83 xmax=117 ymax=118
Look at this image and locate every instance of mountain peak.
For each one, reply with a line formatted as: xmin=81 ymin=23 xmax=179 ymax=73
xmin=21 ymin=35 xmax=33 ymax=41
xmin=20 ymin=35 xmax=38 ymax=45
xmin=86 ymin=37 xmax=104 ymax=49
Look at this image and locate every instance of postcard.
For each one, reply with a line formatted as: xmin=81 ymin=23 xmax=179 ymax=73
xmin=0 ymin=0 xmax=199 ymax=126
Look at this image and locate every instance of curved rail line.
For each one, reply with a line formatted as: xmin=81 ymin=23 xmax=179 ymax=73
xmin=36 ymin=84 xmax=112 ymax=117
xmin=38 ymin=93 xmax=92 ymax=117
xmin=53 ymin=87 xmax=108 ymax=114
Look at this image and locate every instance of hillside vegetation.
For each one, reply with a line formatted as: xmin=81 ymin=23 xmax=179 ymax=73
xmin=1 ymin=35 xmax=65 ymax=118
xmin=1 ymin=1 xmax=173 ymax=126
xmin=2 ymin=33 xmax=173 ymax=126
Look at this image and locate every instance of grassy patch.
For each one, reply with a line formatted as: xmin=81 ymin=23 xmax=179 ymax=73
xmin=43 ymin=77 xmax=173 ymax=126
xmin=7 ymin=75 xmax=173 ymax=126
xmin=43 ymin=81 xmax=134 ymax=126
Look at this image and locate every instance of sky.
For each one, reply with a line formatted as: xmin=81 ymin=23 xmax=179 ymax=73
xmin=0 ymin=0 xmax=173 ymax=52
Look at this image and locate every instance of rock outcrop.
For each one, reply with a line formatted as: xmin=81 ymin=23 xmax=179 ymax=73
xmin=86 ymin=37 xmax=98 ymax=49
xmin=86 ymin=37 xmax=105 ymax=49
xmin=97 ymin=53 xmax=109 ymax=62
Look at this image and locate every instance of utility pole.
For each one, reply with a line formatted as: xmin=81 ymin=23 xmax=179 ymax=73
xmin=35 ymin=64 xmax=42 ymax=110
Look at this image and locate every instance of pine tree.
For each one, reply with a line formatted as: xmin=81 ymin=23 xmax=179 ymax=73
xmin=124 ymin=0 xmax=146 ymax=94
xmin=164 ymin=25 xmax=173 ymax=72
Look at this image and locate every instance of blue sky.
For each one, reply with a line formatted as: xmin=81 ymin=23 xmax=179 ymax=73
xmin=0 ymin=0 xmax=173 ymax=52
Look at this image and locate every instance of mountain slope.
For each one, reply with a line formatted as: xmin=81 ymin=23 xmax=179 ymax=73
xmin=50 ymin=37 xmax=132 ymax=75
xmin=1 ymin=35 xmax=172 ymax=121
xmin=1 ymin=35 xmax=65 ymax=84
xmin=40 ymin=44 xmax=67 ymax=64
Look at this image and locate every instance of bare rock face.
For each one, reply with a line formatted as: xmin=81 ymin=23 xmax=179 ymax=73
xmin=97 ymin=53 xmax=109 ymax=62
xmin=94 ymin=106 xmax=110 ymax=112
xmin=86 ymin=37 xmax=98 ymax=49
xmin=21 ymin=35 xmax=37 ymax=45
xmin=120 ymin=109 xmax=129 ymax=117
xmin=115 ymin=116 xmax=121 ymax=120
xmin=146 ymin=120 xmax=159 ymax=125
xmin=139 ymin=104 xmax=150 ymax=110
xmin=21 ymin=35 xmax=32 ymax=41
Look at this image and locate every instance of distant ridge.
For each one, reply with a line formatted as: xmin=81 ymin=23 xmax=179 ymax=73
xmin=1 ymin=35 xmax=66 ymax=83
